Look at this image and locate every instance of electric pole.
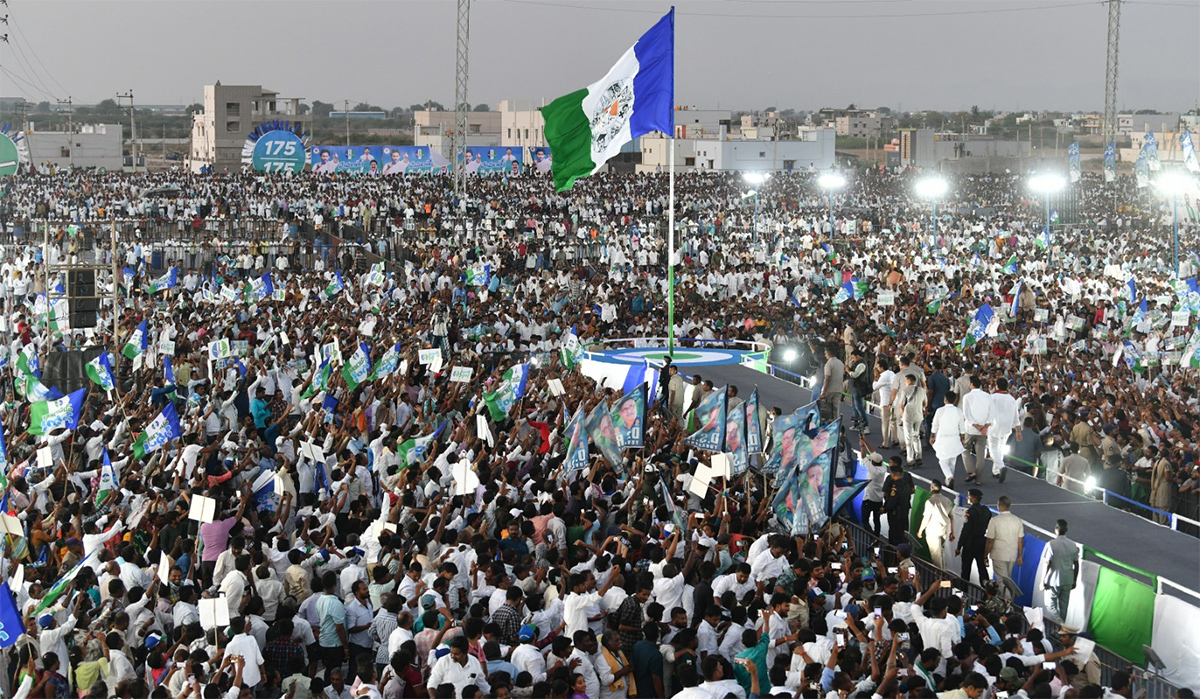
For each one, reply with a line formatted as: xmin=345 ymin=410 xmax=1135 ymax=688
xmin=453 ymin=0 xmax=471 ymax=196
xmin=117 ymin=91 xmax=137 ymax=171
xmin=56 ymin=97 xmax=73 ymax=168
xmin=345 ymin=100 xmax=350 ymax=147
xmin=1102 ymin=0 xmax=1122 ymax=149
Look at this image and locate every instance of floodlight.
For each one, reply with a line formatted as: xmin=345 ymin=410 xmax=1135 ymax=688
xmin=1028 ymin=173 xmax=1067 ymax=195
xmin=915 ymin=176 xmax=948 ymax=199
xmin=743 ymin=172 xmax=769 ymax=186
xmin=1155 ymin=171 xmax=1194 ymax=197
xmin=818 ymin=172 xmax=846 ymax=191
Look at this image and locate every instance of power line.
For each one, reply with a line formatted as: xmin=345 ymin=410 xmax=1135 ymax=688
xmin=8 ymin=16 xmax=69 ymax=97
xmin=0 ymin=63 xmax=58 ymax=101
xmin=494 ymin=0 xmax=1103 ymax=19
xmin=1 ymin=21 xmax=57 ymax=100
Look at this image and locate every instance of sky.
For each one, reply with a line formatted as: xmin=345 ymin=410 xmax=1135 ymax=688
xmin=2 ymin=0 xmax=1197 ymax=113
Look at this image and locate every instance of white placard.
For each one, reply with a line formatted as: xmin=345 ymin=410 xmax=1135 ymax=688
xmin=452 ymin=461 xmax=481 ymax=496
xmin=476 ymin=414 xmax=494 ymax=447
xmin=158 ymin=340 xmax=175 ymax=356
xmin=418 ymin=348 xmax=441 ymax=365
xmin=710 ymin=453 xmax=732 ymax=480
xmin=1171 ymin=310 xmax=1190 ymax=327
xmin=157 ymin=553 xmax=174 ymax=584
xmin=547 ymin=379 xmax=565 ymax=397
xmin=1034 ymin=308 xmax=1049 ymax=323
xmin=688 ymin=464 xmax=714 ymax=499
xmin=877 ymin=292 xmax=895 ymax=307
xmin=0 ymin=515 xmax=23 ymax=537
xmin=449 ymin=366 xmax=474 ymax=383
xmin=187 ymin=495 xmax=216 ymax=524
xmin=279 ymin=332 xmax=290 ymax=345
xmin=301 ymin=441 xmax=327 ymax=464
xmin=36 ymin=447 xmax=53 ymax=469
xmin=429 ymin=355 xmax=444 ymax=374
xmin=11 ymin=563 xmax=23 ymax=589
xmin=1069 ymin=637 xmax=1096 ymax=665
xmin=198 ymin=597 xmax=230 ymax=630
xmin=1023 ymin=605 xmax=1044 ymax=632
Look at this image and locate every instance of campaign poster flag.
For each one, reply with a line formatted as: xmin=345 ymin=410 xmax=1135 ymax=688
xmin=341 ymin=342 xmax=373 ymax=391
xmin=726 ymin=400 xmax=749 ymax=476
xmin=684 ymin=386 xmax=727 ymax=452
xmin=609 ymin=385 xmax=645 ymax=449
xmin=1068 ymin=142 xmax=1081 ymax=183
xmin=27 ymin=389 xmax=85 ymax=436
xmin=132 ymin=403 xmax=183 ymax=459
xmin=1182 ymin=131 xmax=1200 ymax=173
xmin=379 ymin=146 xmax=450 ymax=175
xmin=793 ymin=452 xmax=834 ymax=536
xmin=464 ymin=146 xmax=524 ymax=176
xmin=1104 ymin=142 xmax=1117 ymax=183
xmin=586 ymin=401 xmax=623 ymax=470
xmin=1142 ymin=132 xmax=1161 ymax=171
xmin=564 ymin=407 xmax=589 ymax=472
xmin=483 ymin=363 xmax=530 ymax=422
xmin=310 ymin=146 xmax=383 ymax=175
xmin=530 ymin=146 xmax=553 ymax=175
xmin=740 ymin=391 xmax=762 ymax=455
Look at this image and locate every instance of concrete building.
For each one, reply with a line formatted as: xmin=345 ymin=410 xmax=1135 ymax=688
xmin=1118 ymin=113 xmax=1180 ymax=137
xmin=674 ymin=108 xmax=733 ymax=139
xmin=498 ymin=100 xmax=547 ymax=156
xmin=899 ymin=128 xmax=1031 ymax=171
xmin=414 ymin=109 xmax=502 ymax=154
xmin=28 ymin=124 xmax=124 ymax=171
xmin=637 ymin=129 xmax=835 ymax=173
xmin=834 ymin=110 xmax=895 ymax=139
xmin=189 ymin=83 xmax=310 ymax=172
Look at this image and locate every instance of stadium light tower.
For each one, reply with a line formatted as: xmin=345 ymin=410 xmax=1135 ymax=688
xmin=914 ymin=176 xmax=949 ymax=250
xmin=818 ymin=171 xmax=846 ymax=241
xmin=1029 ymin=173 xmax=1066 ymax=253
xmin=1156 ymin=171 xmax=1194 ymax=278
xmin=743 ymin=172 xmax=769 ymax=244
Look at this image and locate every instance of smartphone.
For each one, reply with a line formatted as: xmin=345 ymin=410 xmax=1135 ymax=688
xmin=899 ymin=632 xmax=909 ymax=642
xmin=831 ymin=562 xmax=842 ymax=570
xmin=834 ymin=610 xmax=848 ymax=620
xmin=941 ymin=580 xmax=953 ymax=589
xmin=835 ymin=631 xmax=845 ymax=645
xmin=1043 ymin=662 xmax=1056 ymax=671
xmin=887 ymin=567 xmax=898 ymax=574
xmin=996 ymin=692 xmax=1010 ymax=699
xmin=841 ymin=542 xmax=849 ymax=551
xmin=969 ymin=605 xmax=979 ymax=613
xmin=873 ymin=547 xmax=880 ymax=557
xmin=873 ymin=608 xmax=882 ymax=618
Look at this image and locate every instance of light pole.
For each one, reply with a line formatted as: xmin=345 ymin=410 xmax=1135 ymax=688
xmin=1156 ymin=171 xmax=1195 ymax=278
xmin=914 ymin=175 xmax=949 ymax=250
xmin=1028 ymin=173 xmax=1067 ymax=256
xmin=818 ymin=171 xmax=846 ymax=241
xmin=743 ymin=172 xmax=769 ymax=245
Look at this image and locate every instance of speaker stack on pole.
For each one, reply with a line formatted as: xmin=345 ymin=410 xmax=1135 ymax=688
xmin=69 ymin=269 xmax=99 ymax=329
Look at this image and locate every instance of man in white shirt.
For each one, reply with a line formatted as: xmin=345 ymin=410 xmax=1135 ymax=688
xmin=225 ymin=618 xmax=267 ymax=688
xmin=427 ymin=636 xmax=490 ymax=696
xmin=985 ymin=495 xmax=1025 ymax=582
xmin=987 ymin=376 xmax=1021 ymax=482
xmin=960 ymin=375 xmax=992 ymax=485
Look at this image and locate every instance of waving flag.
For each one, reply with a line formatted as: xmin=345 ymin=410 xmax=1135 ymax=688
xmin=1104 ymin=141 xmax=1116 ymax=183
xmin=397 ymin=423 xmax=447 ymax=468
xmin=34 ymin=551 xmax=97 ymax=614
xmin=122 ymin=267 xmax=135 ymax=290
xmin=20 ymin=374 xmax=60 ymax=403
xmin=564 ymin=407 xmax=590 ymax=472
xmin=324 ymin=271 xmax=345 ymax=299
xmin=541 ymin=8 xmax=673 ymax=192
xmin=586 ymin=400 xmax=623 ymax=470
xmin=726 ymin=398 xmax=749 ymax=476
xmin=610 ymin=385 xmax=645 ymax=449
xmin=27 ymin=389 xmax=85 ymax=436
xmin=1135 ymin=153 xmax=1149 ymax=188
xmin=16 ymin=345 xmax=39 ymax=378
xmin=132 ymin=403 xmax=182 ymax=459
xmin=302 ymin=360 xmax=332 ymax=400
xmin=246 ymin=273 xmax=274 ymax=302
xmin=0 ymin=423 xmax=8 ymax=474
xmin=122 ymin=320 xmax=148 ymax=360
xmin=466 ymin=263 xmax=492 ymax=287
xmin=1122 ymin=339 xmax=1145 ymax=374
xmin=1182 ymin=131 xmax=1200 ymax=173
xmin=832 ymin=281 xmax=855 ymax=305
xmin=366 ymin=262 xmax=386 ymax=288
xmin=95 ymin=449 xmax=118 ymax=505
xmin=147 ymin=268 xmax=178 ymax=295
xmin=1132 ymin=298 xmax=1149 ymax=327
xmin=684 ymin=386 xmax=728 ymax=452
xmin=0 ymin=582 xmax=24 ymax=647
xmin=371 ymin=341 xmax=403 ymax=380
xmin=1127 ymin=278 xmax=1138 ymax=304
xmin=1002 ymin=255 xmax=1018 ymax=275
xmin=1010 ymin=281 xmax=1022 ymax=316
xmin=341 ymin=342 xmax=373 ymax=391
xmin=745 ymin=388 xmax=763 ymax=454
xmin=483 ymin=363 xmax=530 ymax=422
xmin=163 ymin=356 xmax=176 ymax=385
xmin=561 ymin=325 xmax=584 ymax=369
xmin=960 ymin=304 xmax=995 ymax=350
xmin=1068 ymin=142 xmax=1081 ymax=183
xmin=85 ymin=352 xmax=116 ymax=392
xmin=1142 ymin=132 xmax=1161 ymax=171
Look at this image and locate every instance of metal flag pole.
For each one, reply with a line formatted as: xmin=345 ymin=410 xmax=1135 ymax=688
xmin=667 ymin=137 xmax=675 ymax=356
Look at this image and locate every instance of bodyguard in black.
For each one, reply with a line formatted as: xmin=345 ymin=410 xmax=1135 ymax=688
xmin=957 ymin=488 xmax=992 ymax=584
xmin=881 ymin=463 xmax=914 ymax=545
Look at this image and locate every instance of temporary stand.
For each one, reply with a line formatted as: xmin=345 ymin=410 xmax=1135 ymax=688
xmin=40 ymin=220 xmax=122 ymax=365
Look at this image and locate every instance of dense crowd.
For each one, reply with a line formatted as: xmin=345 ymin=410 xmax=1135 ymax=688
xmin=0 ymin=166 xmax=1195 ymax=699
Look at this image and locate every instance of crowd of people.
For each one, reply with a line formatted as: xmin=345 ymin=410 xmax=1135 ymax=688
xmin=0 ymin=165 xmax=1195 ymax=699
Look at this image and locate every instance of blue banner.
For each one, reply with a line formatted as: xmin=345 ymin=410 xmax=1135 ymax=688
xmin=311 ymin=146 xmax=382 ymax=175
xmin=1181 ymin=131 xmax=1200 ymax=174
xmin=380 ymin=146 xmax=450 ymax=175
xmin=465 ymin=146 xmax=524 ymax=176
xmin=1068 ymin=142 xmax=1080 ymax=183
xmin=1104 ymin=141 xmax=1116 ymax=183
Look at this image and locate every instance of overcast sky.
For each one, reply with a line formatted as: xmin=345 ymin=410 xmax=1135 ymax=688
xmin=4 ymin=0 xmax=1197 ymax=113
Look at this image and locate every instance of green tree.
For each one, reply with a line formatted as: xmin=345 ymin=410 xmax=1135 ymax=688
xmin=297 ymin=103 xmax=310 ymax=115
xmin=36 ymin=101 xmax=51 ymax=114
xmin=311 ymin=101 xmax=334 ymax=118
xmin=473 ymin=103 xmax=490 ymax=112
xmin=353 ymin=102 xmax=379 ymax=112
xmin=186 ymin=103 xmax=203 ymax=115
xmin=96 ymin=99 xmax=121 ymax=116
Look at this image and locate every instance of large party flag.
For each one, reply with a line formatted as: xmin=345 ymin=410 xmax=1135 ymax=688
xmin=744 ymin=389 xmax=763 ymax=454
xmin=1142 ymin=132 xmax=1161 ymax=171
xmin=397 ymin=423 xmax=446 ymax=468
xmin=1122 ymin=339 xmax=1145 ymax=374
xmin=726 ymin=398 xmax=749 ymax=476
xmin=324 ymin=271 xmax=344 ymax=299
xmin=122 ymin=320 xmax=148 ymax=360
xmin=0 ymin=423 xmax=8 ymax=474
xmin=586 ymin=401 xmax=623 ymax=470
xmin=541 ymin=8 xmax=674 ymax=192
xmin=27 ymin=389 xmax=85 ymax=436
xmin=366 ymin=262 xmax=386 ymax=288
xmin=1002 ymin=255 xmax=1018 ymax=275
xmin=371 ymin=341 xmax=403 ymax=380
xmin=341 ymin=342 xmax=373 ymax=391
xmin=302 ymin=360 xmax=332 ymax=400
xmin=832 ymin=281 xmax=855 ymax=305
xmin=0 ymin=582 xmax=24 ymax=647
xmin=1104 ymin=141 xmax=1117 ymax=183
xmin=466 ymin=263 xmax=492 ymax=287
xmin=122 ymin=267 xmax=135 ymax=290
xmin=163 ymin=356 xmax=176 ymax=385
xmin=1127 ymin=278 xmax=1138 ymax=304
xmin=561 ymin=325 xmax=584 ymax=369
xmin=960 ymin=304 xmax=995 ymax=350
xmin=132 ymin=403 xmax=182 ymax=459
xmin=684 ymin=386 xmax=728 ymax=452
xmin=85 ymin=352 xmax=116 ymax=392
xmin=610 ymin=385 xmax=645 ymax=449
xmin=147 ymin=268 xmax=178 ymax=295
xmin=1068 ymin=142 xmax=1081 ymax=183
xmin=483 ymin=363 xmax=530 ymax=422
xmin=16 ymin=345 xmax=39 ymax=378
xmin=564 ymin=407 xmax=590 ymax=472
xmin=1009 ymin=281 xmax=1022 ymax=316
xmin=95 ymin=449 xmax=118 ymax=505
xmin=1182 ymin=131 xmax=1200 ymax=173
xmin=246 ymin=273 xmax=274 ymax=302
xmin=33 ymin=551 xmax=96 ymax=614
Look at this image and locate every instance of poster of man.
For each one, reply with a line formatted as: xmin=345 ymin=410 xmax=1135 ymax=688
xmin=533 ymin=147 xmax=553 ymax=173
xmin=611 ymin=386 xmax=644 ymax=449
xmin=464 ymin=146 xmax=525 ymax=176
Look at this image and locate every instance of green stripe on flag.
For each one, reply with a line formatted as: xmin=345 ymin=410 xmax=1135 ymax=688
xmin=541 ymin=88 xmax=594 ymax=193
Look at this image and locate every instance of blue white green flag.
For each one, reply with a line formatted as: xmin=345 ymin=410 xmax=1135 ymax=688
xmin=122 ymin=320 xmax=148 ymax=360
xmin=147 ymin=268 xmax=177 ymax=295
xmin=27 ymin=389 xmax=85 ymax=436
xmin=324 ymin=271 xmax=345 ymax=299
xmin=85 ymin=352 xmax=116 ymax=392
xmin=132 ymin=403 xmax=182 ymax=459
xmin=564 ymin=406 xmax=589 ymax=472
xmin=95 ymin=449 xmax=118 ymax=505
xmin=466 ymin=263 xmax=491 ymax=287
xmin=341 ymin=342 xmax=373 ymax=391
xmin=246 ymin=273 xmax=274 ymax=302
xmin=397 ymin=423 xmax=446 ymax=468
xmin=371 ymin=341 xmax=403 ymax=380
xmin=483 ymin=363 xmax=530 ymax=421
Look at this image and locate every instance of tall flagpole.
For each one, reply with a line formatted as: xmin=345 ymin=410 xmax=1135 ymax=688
xmin=667 ymin=136 xmax=675 ymax=355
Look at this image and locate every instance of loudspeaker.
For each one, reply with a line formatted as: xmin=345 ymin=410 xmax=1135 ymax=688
xmin=42 ymin=348 xmax=104 ymax=397
xmin=68 ymin=269 xmax=98 ymax=328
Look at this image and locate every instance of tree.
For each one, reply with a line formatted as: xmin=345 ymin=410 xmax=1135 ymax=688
xmin=971 ymin=105 xmax=980 ymax=117
xmin=353 ymin=102 xmax=380 ymax=112
xmin=847 ymin=103 xmax=857 ymax=111
xmin=96 ymin=99 xmax=121 ymax=116
xmin=473 ymin=103 xmax=490 ymax=112
xmin=311 ymin=101 xmax=334 ymax=118
xmin=875 ymin=106 xmax=892 ymax=115
xmin=36 ymin=101 xmax=51 ymax=114
xmin=186 ymin=103 xmax=204 ymax=115
xmin=297 ymin=103 xmax=310 ymax=115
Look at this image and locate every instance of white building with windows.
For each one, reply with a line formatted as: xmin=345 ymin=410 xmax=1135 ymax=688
xmin=637 ymin=129 xmax=835 ymax=173
xmin=188 ymin=83 xmax=310 ymax=172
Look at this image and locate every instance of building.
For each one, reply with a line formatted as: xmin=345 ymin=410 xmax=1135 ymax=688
xmin=899 ymin=128 xmax=1031 ymax=170
xmin=1118 ymin=113 xmax=1180 ymax=138
xmin=637 ymin=129 xmax=835 ymax=173
xmin=674 ymin=107 xmax=733 ymax=139
xmin=328 ymin=111 xmax=389 ymax=119
xmin=189 ymin=83 xmax=310 ymax=172
xmin=834 ymin=110 xmax=895 ymax=139
xmin=28 ymin=123 xmax=124 ymax=171
xmin=498 ymin=100 xmax=547 ymax=155
xmin=1120 ymin=130 xmax=1200 ymax=165
xmin=413 ymin=109 xmax=502 ymax=154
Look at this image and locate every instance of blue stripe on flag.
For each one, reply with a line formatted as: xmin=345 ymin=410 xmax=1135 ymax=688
xmin=629 ymin=9 xmax=674 ymax=137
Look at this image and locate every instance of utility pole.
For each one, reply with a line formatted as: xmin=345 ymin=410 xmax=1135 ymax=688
xmin=117 ymin=91 xmax=137 ymax=171
xmin=453 ymin=0 xmax=471 ymax=196
xmin=56 ymin=97 xmax=73 ymax=168
xmin=344 ymin=100 xmax=350 ymax=147
xmin=1102 ymin=0 xmax=1122 ymax=149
